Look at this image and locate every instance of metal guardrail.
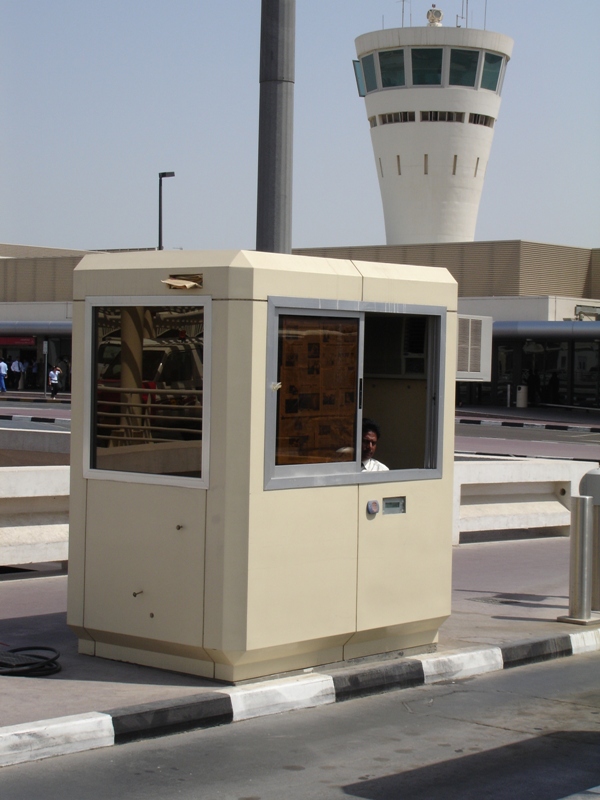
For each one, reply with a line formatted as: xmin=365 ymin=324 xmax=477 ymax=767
xmin=96 ymin=385 xmax=202 ymax=445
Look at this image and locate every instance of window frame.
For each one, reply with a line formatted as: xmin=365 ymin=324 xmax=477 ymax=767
xmin=264 ymin=297 xmax=446 ymax=491
xmin=481 ymin=51 xmax=504 ymax=92
xmin=379 ymin=48 xmax=406 ymax=88
xmin=355 ymin=46 xmax=506 ymax=94
xmin=449 ymin=48 xmax=480 ymax=87
xmin=361 ymin=53 xmax=378 ymax=93
xmin=83 ymin=295 xmax=212 ymax=490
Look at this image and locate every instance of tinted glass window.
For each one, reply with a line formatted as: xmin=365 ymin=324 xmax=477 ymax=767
xmin=412 ymin=48 xmax=443 ymax=85
xmin=361 ymin=54 xmax=378 ymax=92
xmin=481 ymin=52 xmax=502 ymax=91
xmin=379 ymin=49 xmax=405 ymax=87
xmin=449 ymin=49 xmax=479 ymax=86
xmin=353 ymin=60 xmax=366 ymax=97
xmin=276 ymin=316 xmax=359 ymax=466
xmin=92 ymin=305 xmax=204 ymax=479
xmin=267 ymin=305 xmax=442 ymax=487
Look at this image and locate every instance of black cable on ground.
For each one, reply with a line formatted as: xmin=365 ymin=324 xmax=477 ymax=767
xmin=0 ymin=647 xmax=61 ymax=676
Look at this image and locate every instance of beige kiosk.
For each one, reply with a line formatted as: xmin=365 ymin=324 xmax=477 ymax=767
xmin=67 ymin=250 xmax=457 ymax=682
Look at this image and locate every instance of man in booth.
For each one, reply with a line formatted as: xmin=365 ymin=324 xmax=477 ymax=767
xmin=361 ymin=419 xmax=389 ymax=472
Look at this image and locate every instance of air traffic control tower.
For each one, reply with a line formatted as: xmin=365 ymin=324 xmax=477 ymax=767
xmin=353 ymin=7 xmax=513 ymax=245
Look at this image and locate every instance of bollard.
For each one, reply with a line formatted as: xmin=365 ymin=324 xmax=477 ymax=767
xmin=557 ymin=493 xmax=600 ymax=625
xmin=579 ymin=469 xmax=600 ymax=613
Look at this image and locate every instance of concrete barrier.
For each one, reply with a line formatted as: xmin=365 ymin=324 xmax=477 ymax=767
xmin=0 ymin=428 xmax=70 ymax=454
xmin=0 ymin=466 xmax=69 ymax=565
xmin=1 ymin=457 xmax=596 ymax=564
xmin=454 ymin=456 xmax=595 ymax=545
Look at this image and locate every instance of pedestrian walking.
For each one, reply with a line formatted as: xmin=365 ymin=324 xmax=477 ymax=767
xmin=10 ymin=358 xmax=23 ymax=391
xmin=0 ymin=357 xmax=7 ymax=393
xmin=48 ymin=366 xmax=61 ymax=399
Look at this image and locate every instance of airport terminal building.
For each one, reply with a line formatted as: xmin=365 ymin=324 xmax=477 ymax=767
xmin=2 ymin=239 xmax=600 ymax=408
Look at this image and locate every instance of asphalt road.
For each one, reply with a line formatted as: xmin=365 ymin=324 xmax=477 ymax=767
xmin=0 ymin=402 xmax=71 ymax=433
xmin=2 ymin=653 xmax=599 ymax=799
xmin=455 ymin=422 xmax=600 ymax=461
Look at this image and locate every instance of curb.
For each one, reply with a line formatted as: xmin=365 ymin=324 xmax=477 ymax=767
xmin=0 ymin=414 xmax=59 ymax=424
xmin=457 ymin=417 xmax=600 ymax=434
xmin=1 ymin=629 xmax=599 ymax=769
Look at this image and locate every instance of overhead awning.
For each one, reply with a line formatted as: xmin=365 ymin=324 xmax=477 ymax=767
xmin=494 ymin=321 xmax=600 ymax=341
xmin=0 ymin=321 xmax=72 ymax=336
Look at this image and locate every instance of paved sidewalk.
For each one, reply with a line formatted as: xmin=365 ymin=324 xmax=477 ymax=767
xmin=1 ymin=537 xmax=599 ymax=766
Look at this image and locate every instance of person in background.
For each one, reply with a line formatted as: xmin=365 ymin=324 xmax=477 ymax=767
xmin=0 ymin=357 xmax=7 ymax=393
xmin=48 ymin=366 xmax=61 ymax=400
xmin=10 ymin=357 xmax=23 ymax=390
xmin=361 ymin=419 xmax=389 ymax=472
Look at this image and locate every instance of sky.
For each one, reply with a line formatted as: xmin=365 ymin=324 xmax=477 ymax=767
xmin=1 ymin=0 xmax=598 ymax=252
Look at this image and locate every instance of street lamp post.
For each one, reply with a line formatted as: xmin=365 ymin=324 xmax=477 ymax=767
xmin=158 ymin=171 xmax=175 ymax=250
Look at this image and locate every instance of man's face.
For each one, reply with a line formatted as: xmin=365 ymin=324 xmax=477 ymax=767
xmin=362 ymin=429 xmax=378 ymax=461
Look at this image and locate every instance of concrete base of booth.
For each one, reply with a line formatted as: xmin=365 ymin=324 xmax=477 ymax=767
xmin=75 ymin=617 xmax=447 ymax=684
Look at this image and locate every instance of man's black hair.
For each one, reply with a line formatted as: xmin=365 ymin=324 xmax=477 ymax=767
xmin=362 ymin=418 xmax=381 ymax=440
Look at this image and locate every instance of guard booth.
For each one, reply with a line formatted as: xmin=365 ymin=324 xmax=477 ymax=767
xmin=67 ymin=250 xmax=457 ymax=682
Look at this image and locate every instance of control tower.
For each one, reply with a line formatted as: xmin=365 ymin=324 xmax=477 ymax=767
xmin=353 ymin=7 xmax=513 ymax=245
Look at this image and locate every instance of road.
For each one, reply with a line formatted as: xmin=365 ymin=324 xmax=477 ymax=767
xmin=2 ymin=653 xmax=599 ymax=799
xmin=0 ymin=402 xmax=71 ymax=433
xmin=456 ymin=421 xmax=600 ymax=461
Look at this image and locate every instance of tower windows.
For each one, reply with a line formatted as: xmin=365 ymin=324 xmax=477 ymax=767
xmin=449 ymin=49 xmax=480 ymax=87
xmin=424 ymin=154 xmax=429 ymax=175
xmin=420 ymin=111 xmax=464 ymax=122
xmin=379 ymin=49 xmax=405 ymax=87
xmin=481 ymin=52 xmax=503 ymax=91
xmin=380 ymin=111 xmax=415 ymax=124
xmin=412 ymin=48 xmax=443 ymax=85
xmin=361 ymin=53 xmax=378 ymax=93
xmin=474 ymin=157 xmax=480 ymax=177
xmin=354 ymin=47 xmax=505 ymax=95
xmin=452 ymin=155 xmax=458 ymax=175
xmin=469 ymin=113 xmax=495 ymax=128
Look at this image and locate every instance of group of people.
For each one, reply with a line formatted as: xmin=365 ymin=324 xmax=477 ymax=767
xmin=0 ymin=357 xmax=64 ymax=399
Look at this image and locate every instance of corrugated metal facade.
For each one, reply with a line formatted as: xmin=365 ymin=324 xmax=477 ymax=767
xmin=589 ymin=249 xmax=600 ymax=299
xmin=0 ymin=257 xmax=84 ymax=302
xmin=0 ymin=244 xmax=87 ymax=259
xmin=519 ymin=242 xmax=591 ymax=297
xmin=0 ymin=242 xmax=595 ymax=304
xmin=294 ymin=241 xmax=594 ymax=299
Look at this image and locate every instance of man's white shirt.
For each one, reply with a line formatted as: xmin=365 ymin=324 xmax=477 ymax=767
xmin=361 ymin=458 xmax=389 ymax=472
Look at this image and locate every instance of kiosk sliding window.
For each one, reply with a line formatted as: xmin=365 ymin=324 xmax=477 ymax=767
xmin=88 ymin=300 xmax=210 ymax=485
xmin=265 ymin=299 xmax=445 ymax=490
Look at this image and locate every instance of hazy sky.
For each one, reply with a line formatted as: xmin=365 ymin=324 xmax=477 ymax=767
xmin=1 ymin=0 xmax=598 ymax=252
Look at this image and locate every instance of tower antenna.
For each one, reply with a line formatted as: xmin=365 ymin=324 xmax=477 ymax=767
xmin=396 ymin=0 xmax=406 ymax=27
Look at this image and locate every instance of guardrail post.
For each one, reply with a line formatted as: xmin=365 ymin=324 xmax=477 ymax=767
xmin=579 ymin=469 xmax=600 ymax=613
xmin=557 ymin=469 xmax=600 ymax=625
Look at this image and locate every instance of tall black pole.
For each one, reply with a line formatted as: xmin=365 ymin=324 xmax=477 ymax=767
xmin=256 ymin=0 xmax=295 ymax=254
xmin=158 ymin=171 xmax=175 ymax=250
xmin=158 ymin=176 xmax=163 ymax=251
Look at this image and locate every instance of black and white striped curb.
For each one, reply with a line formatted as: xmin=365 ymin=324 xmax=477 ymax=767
xmin=558 ymin=788 xmax=600 ymax=799
xmin=1 ymin=629 xmax=599 ymax=768
xmin=457 ymin=417 xmax=600 ymax=434
xmin=0 ymin=414 xmax=59 ymax=424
